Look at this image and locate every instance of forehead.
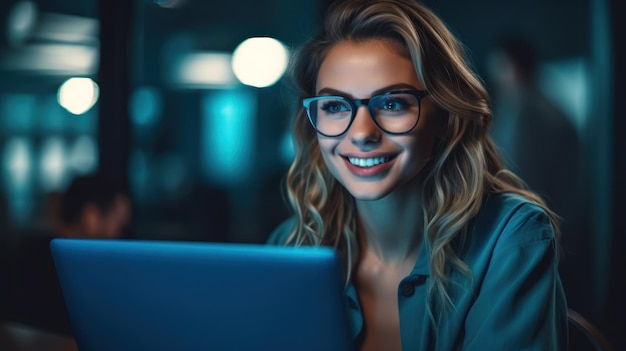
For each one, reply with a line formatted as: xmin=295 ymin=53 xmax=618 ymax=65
xmin=316 ymin=39 xmax=423 ymax=96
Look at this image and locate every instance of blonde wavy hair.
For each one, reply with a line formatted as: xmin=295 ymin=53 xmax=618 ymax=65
xmin=283 ymin=0 xmax=560 ymax=315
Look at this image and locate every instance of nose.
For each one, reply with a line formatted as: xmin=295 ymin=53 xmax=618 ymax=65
xmin=348 ymin=106 xmax=381 ymax=147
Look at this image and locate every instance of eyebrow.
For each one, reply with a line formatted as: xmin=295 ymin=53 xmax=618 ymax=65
xmin=316 ymin=83 xmax=420 ymax=98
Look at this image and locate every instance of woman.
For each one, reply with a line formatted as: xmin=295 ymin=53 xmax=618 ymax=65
xmin=269 ymin=0 xmax=568 ymax=349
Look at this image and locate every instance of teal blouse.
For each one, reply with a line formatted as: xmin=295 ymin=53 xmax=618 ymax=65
xmin=268 ymin=193 xmax=569 ymax=350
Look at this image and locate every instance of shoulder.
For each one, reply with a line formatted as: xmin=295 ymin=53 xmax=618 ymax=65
xmin=471 ymin=193 xmax=555 ymax=248
xmin=266 ymin=217 xmax=296 ymax=245
xmin=482 ymin=192 xmax=547 ymax=217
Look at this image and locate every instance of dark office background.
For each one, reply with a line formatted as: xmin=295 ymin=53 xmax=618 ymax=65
xmin=0 ymin=0 xmax=624 ymax=348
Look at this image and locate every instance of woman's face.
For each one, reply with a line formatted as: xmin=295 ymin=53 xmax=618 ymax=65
xmin=315 ymin=39 xmax=440 ymax=200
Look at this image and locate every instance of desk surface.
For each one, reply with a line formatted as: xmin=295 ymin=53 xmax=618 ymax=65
xmin=0 ymin=322 xmax=78 ymax=351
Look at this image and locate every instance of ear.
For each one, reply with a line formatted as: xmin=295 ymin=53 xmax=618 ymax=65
xmin=81 ymin=203 xmax=102 ymax=238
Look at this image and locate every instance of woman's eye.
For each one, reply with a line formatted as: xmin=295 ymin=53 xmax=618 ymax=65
xmin=321 ymin=101 xmax=349 ymax=113
xmin=381 ymin=99 xmax=406 ymax=110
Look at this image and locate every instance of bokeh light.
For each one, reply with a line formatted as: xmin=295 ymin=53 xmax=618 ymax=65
xmin=57 ymin=77 xmax=99 ymax=115
xmin=67 ymin=135 xmax=98 ymax=173
xmin=231 ymin=37 xmax=289 ymax=88
xmin=39 ymin=137 xmax=66 ymax=191
xmin=6 ymin=1 xmax=38 ymax=46
xmin=153 ymin=0 xmax=186 ymax=8
xmin=130 ymin=86 xmax=162 ymax=127
xmin=201 ymin=90 xmax=255 ymax=185
xmin=173 ymin=52 xmax=236 ymax=88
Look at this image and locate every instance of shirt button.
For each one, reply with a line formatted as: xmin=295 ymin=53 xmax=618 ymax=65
xmin=400 ymin=283 xmax=415 ymax=297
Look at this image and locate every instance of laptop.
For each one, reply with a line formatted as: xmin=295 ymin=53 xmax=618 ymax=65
xmin=50 ymin=238 xmax=353 ymax=351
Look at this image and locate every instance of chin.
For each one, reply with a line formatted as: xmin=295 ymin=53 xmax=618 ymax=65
xmin=340 ymin=170 xmax=423 ymax=201
xmin=353 ymin=193 xmax=388 ymax=201
xmin=343 ymin=185 xmax=394 ymax=201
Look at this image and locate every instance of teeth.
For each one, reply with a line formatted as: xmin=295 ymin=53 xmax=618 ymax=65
xmin=347 ymin=156 xmax=390 ymax=167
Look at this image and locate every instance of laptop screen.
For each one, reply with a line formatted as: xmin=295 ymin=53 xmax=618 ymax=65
xmin=51 ymin=238 xmax=353 ymax=351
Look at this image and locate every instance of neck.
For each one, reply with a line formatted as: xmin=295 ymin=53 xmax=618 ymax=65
xmin=356 ymin=180 xmax=423 ymax=263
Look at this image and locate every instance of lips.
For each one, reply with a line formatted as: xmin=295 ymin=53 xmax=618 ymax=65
xmin=341 ymin=154 xmax=397 ymax=177
xmin=346 ymin=156 xmax=391 ymax=167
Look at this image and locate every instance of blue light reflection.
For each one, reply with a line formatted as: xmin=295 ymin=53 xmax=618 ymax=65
xmin=201 ymin=90 xmax=256 ymax=186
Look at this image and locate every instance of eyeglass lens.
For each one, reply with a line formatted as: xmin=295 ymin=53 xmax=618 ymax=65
xmin=306 ymin=92 xmax=421 ymax=136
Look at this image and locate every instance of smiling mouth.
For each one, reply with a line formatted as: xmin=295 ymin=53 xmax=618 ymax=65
xmin=345 ymin=155 xmax=395 ymax=168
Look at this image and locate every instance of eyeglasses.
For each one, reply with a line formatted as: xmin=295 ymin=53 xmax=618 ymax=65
xmin=302 ymin=89 xmax=428 ymax=137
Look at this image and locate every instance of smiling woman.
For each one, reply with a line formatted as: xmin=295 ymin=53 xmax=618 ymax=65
xmin=267 ymin=0 xmax=569 ymax=350
xmin=313 ymin=40 xmax=439 ymax=201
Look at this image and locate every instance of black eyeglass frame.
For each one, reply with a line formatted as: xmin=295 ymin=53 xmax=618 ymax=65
xmin=302 ymin=89 xmax=428 ymax=137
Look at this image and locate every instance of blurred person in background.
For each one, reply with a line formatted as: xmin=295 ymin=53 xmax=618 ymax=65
xmin=55 ymin=174 xmax=132 ymax=239
xmin=487 ymin=35 xmax=582 ymax=224
xmin=3 ymin=173 xmax=132 ymax=336
xmin=486 ymin=34 xmax=589 ymax=315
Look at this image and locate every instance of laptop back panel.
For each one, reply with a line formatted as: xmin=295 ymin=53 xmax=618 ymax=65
xmin=50 ymin=239 xmax=353 ymax=351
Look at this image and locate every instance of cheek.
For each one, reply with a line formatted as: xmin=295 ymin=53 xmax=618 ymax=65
xmin=401 ymin=130 xmax=437 ymax=175
xmin=316 ymin=137 xmax=346 ymax=182
xmin=317 ymin=137 xmax=335 ymax=158
xmin=405 ymin=143 xmax=430 ymax=173
xmin=415 ymin=133 xmax=436 ymax=159
xmin=409 ymin=110 xmax=441 ymax=164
